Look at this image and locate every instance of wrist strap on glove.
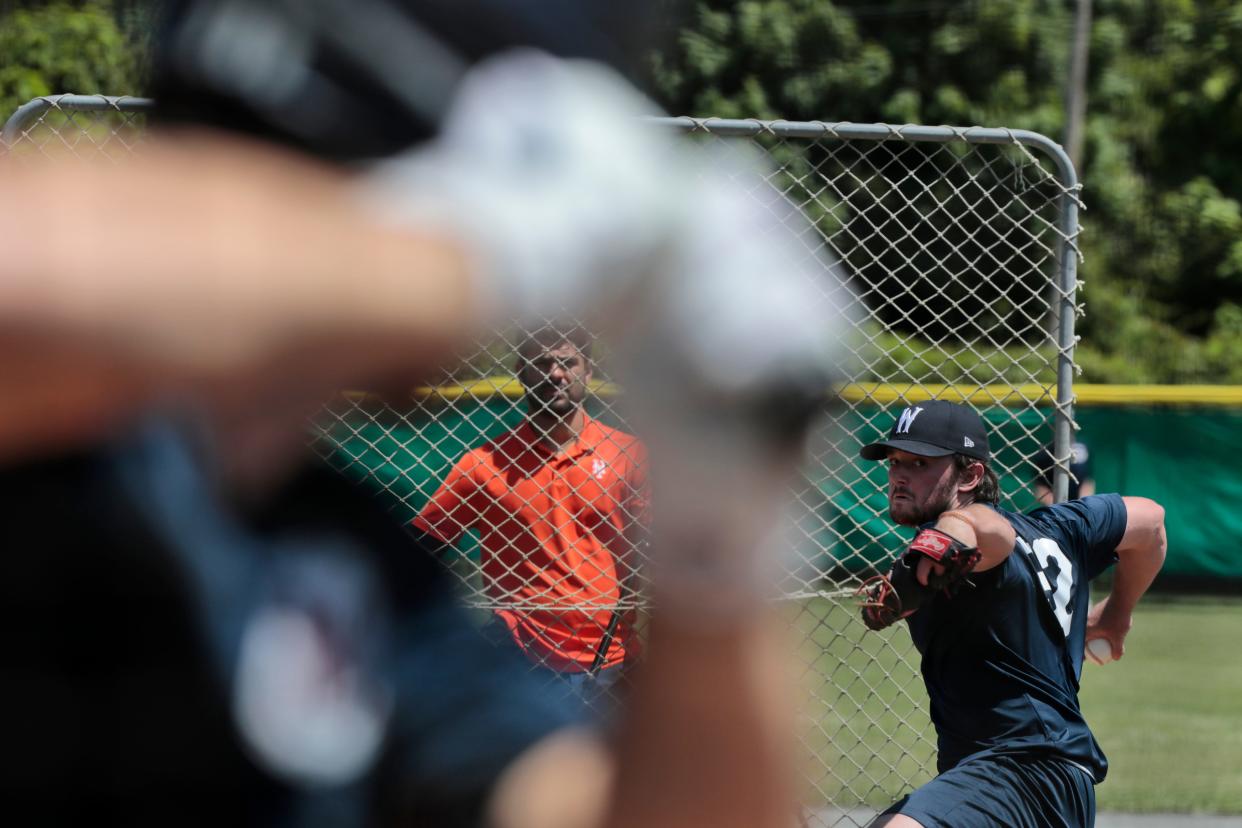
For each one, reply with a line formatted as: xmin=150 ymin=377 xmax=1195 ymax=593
xmin=858 ymin=527 xmax=981 ymax=631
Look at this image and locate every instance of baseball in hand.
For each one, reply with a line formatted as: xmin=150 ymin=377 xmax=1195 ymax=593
xmin=1085 ymin=637 xmax=1115 ymax=664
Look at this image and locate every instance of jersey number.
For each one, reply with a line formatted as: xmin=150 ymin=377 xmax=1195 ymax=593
xmin=1016 ymin=537 xmax=1076 ymax=637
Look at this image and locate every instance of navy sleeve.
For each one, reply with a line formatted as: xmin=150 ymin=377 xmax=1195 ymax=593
xmin=114 ymin=428 xmax=583 ymax=826
xmin=379 ymin=595 xmax=586 ymax=825
xmin=1032 ymin=494 xmax=1127 ymax=581
xmin=250 ymin=462 xmax=586 ymax=824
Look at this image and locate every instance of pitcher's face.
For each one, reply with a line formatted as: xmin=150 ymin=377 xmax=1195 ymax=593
xmin=886 ymin=449 xmax=959 ymax=527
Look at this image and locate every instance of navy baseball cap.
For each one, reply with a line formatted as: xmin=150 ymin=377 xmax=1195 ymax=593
xmin=859 ymin=399 xmax=990 ymax=462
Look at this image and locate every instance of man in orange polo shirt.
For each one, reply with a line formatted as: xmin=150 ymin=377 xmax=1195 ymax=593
xmin=413 ymin=325 xmax=647 ymax=692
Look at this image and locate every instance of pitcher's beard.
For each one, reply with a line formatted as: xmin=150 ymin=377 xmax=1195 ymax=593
xmin=889 ymin=474 xmax=958 ymax=527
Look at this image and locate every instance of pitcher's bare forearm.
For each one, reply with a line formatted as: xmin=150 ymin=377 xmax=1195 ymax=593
xmin=1105 ymin=497 xmax=1167 ymax=620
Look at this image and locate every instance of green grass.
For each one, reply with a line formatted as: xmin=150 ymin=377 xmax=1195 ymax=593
xmin=788 ymin=593 xmax=1242 ymax=814
xmin=789 ymin=598 xmax=937 ymax=809
xmin=1080 ymin=594 xmax=1242 ymax=814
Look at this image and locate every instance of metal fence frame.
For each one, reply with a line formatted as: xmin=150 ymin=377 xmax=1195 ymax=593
xmin=2 ymin=93 xmax=152 ymax=149
xmin=3 ymin=95 xmax=1084 ymax=826
xmin=1 ymin=99 xmax=1082 ymax=491
xmin=650 ymin=115 xmax=1081 ymax=504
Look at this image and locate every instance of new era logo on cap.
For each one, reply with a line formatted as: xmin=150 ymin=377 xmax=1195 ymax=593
xmin=859 ymin=399 xmax=990 ymax=462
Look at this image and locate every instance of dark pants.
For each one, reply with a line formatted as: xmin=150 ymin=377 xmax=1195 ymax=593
xmin=481 ymin=616 xmax=624 ymax=712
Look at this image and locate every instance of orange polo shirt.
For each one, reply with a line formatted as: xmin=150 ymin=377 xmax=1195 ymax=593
xmin=413 ymin=416 xmax=647 ymax=672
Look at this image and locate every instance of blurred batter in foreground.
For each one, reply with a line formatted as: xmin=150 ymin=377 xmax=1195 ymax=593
xmin=0 ymin=1 xmax=854 ymax=826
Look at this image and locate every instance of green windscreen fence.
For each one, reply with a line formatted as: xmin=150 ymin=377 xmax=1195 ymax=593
xmin=316 ymin=396 xmax=1242 ymax=583
xmin=1076 ymin=406 xmax=1242 ymax=581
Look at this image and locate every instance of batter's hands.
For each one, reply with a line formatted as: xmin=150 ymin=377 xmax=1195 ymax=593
xmin=367 ymin=51 xmax=856 ymax=619
xmin=367 ymin=51 xmax=851 ymax=413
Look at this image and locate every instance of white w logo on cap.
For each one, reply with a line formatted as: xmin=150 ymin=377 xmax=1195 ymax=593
xmin=895 ymin=406 xmax=923 ymax=435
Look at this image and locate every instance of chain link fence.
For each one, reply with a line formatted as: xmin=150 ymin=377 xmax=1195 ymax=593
xmin=4 ymin=96 xmax=1082 ymax=826
xmin=2 ymin=94 xmax=150 ymax=160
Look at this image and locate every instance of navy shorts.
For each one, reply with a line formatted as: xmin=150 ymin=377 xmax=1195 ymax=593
xmin=882 ymin=753 xmax=1096 ymax=828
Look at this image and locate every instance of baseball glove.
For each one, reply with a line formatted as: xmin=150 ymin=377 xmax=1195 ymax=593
xmin=858 ymin=527 xmax=981 ymax=631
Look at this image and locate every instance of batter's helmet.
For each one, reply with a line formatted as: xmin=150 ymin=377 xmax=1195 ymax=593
xmin=150 ymin=0 xmax=666 ymax=161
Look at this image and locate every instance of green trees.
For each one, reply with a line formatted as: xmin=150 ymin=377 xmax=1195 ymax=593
xmin=650 ymin=0 xmax=1242 ymax=383
xmin=3 ymin=0 xmax=1241 ymax=382
xmin=0 ymin=2 xmax=144 ymax=121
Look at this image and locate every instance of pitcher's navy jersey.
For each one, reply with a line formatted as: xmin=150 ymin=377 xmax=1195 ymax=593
xmin=905 ymin=494 xmax=1128 ymax=781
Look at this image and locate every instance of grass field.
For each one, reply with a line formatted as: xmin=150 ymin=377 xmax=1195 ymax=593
xmin=789 ymin=592 xmax=1242 ymax=814
xmin=1080 ymin=594 xmax=1242 ymax=814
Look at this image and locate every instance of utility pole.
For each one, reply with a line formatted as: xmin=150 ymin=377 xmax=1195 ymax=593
xmin=1052 ymin=0 xmax=1093 ymax=504
xmin=1064 ymin=0 xmax=1093 ymax=172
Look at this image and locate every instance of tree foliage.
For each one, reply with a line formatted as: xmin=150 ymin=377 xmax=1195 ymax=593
xmin=3 ymin=1 xmax=1241 ymax=382
xmin=650 ymin=0 xmax=1242 ymax=383
xmin=0 ymin=1 xmax=144 ymax=122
